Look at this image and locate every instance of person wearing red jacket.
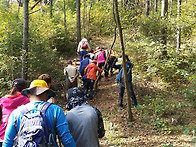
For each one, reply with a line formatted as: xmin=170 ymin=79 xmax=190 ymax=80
xmin=83 ymin=60 xmax=102 ymax=102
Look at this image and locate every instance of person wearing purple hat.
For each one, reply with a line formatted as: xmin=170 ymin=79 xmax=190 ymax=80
xmin=0 ymin=79 xmax=30 ymax=146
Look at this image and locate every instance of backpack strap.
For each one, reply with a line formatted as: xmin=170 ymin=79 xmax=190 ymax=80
xmin=40 ymin=102 xmax=52 ymax=115
xmin=17 ymin=105 xmax=29 ymax=116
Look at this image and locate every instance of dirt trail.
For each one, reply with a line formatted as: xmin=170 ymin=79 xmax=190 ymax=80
xmin=61 ymin=37 xmax=195 ymax=147
xmin=89 ymin=74 xmax=195 ymax=147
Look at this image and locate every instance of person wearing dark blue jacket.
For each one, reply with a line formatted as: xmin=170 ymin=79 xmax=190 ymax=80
xmin=79 ymin=54 xmax=92 ymax=77
xmin=115 ymin=55 xmax=137 ymax=110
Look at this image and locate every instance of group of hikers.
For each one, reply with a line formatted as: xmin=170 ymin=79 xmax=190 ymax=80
xmin=0 ymin=37 xmax=137 ymax=146
xmin=0 ymin=74 xmax=105 ymax=146
xmin=65 ymin=38 xmax=138 ymax=109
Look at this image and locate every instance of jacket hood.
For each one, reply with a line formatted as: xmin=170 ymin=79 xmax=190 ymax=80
xmin=88 ymin=63 xmax=96 ymax=68
xmin=0 ymin=94 xmax=29 ymax=109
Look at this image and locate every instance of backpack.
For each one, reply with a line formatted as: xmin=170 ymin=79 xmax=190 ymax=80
xmin=81 ymin=41 xmax=88 ymax=49
xmin=14 ymin=102 xmax=55 ymax=147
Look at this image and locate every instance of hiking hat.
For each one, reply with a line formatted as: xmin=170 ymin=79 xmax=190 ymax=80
xmin=12 ymin=78 xmax=27 ymax=88
xmin=22 ymin=80 xmax=55 ymax=96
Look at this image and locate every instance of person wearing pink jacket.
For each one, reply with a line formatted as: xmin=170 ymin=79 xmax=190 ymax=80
xmin=0 ymin=79 xmax=29 ymax=146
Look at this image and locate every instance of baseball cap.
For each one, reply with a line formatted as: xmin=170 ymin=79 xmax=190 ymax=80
xmin=12 ymin=78 xmax=27 ymax=87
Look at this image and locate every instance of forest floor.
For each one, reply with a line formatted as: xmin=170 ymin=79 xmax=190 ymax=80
xmin=60 ymin=37 xmax=196 ymax=147
xmin=91 ymin=74 xmax=195 ymax=147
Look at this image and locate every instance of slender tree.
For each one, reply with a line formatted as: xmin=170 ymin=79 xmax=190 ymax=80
xmin=22 ymin=0 xmax=29 ymax=80
xmin=63 ymin=0 xmax=66 ymax=32
xmin=113 ymin=0 xmax=133 ymax=122
xmin=176 ymin=0 xmax=181 ymax=53
xmin=154 ymin=0 xmax=158 ymax=12
xmin=76 ymin=0 xmax=81 ymax=45
xmin=145 ymin=0 xmax=150 ymax=16
xmin=161 ymin=0 xmax=168 ymax=56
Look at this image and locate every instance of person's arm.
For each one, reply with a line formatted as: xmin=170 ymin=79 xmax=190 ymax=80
xmin=103 ymin=52 xmax=106 ymax=60
xmin=93 ymin=107 xmax=105 ymax=138
xmin=97 ymin=66 xmax=103 ymax=73
xmin=87 ymin=43 xmax=91 ymax=51
xmin=77 ymin=42 xmax=81 ymax=53
xmin=0 ymin=106 xmax=2 ymax=123
xmin=3 ymin=110 xmax=19 ymax=146
xmin=54 ymin=106 xmax=76 ymax=146
xmin=79 ymin=61 xmax=82 ymax=73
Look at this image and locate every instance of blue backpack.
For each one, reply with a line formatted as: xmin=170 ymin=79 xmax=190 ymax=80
xmin=14 ymin=102 xmax=55 ymax=147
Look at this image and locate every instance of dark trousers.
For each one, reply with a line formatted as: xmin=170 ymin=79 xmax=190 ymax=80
xmin=84 ymin=79 xmax=95 ymax=100
xmin=98 ymin=62 xmax=108 ymax=78
xmin=79 ymin=51 xmax=87 ymax=61
xmin=119 ymin=82 xmax=137 ymax=107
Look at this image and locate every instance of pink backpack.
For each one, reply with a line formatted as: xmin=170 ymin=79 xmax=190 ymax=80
xmin=81 ymin=41 xmax=88 ymax=49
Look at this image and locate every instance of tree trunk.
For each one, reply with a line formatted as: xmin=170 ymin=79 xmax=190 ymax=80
xmin=161 ymin=0 xmax=168 ymax=57
xmin=50 ymin=0 xmax=53 ymax=18
xmin=113 ymin=0 xmax=133 ymax=122
xmin=176 ymin=0 xmax=181 ymax=53
xmin=22 ymin=0 xmax=29 ymax=80
xmin=82 ymin=0 xmax=86 ymax=36
xmin=145 ymin=0 xmax=150 ymax=16
xmin=161 ymin=0 xmax=168 ymax=16
xmin=77 ymin=0 xmax=81 ymax=45
xmin=87 ymin=2 xmax=92 ymax=37
xmin=154 ymin=0 xmax=158 ymax=12
xmin=63 ymin=0 xmax=66 ymax=32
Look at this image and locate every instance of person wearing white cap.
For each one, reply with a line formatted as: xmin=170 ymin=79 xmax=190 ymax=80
xmin=3 ymin=80 xmax=76 ymax=147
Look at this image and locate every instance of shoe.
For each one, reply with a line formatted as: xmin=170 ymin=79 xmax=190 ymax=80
xmin=118 ymin=107 xmax=122 ymax=110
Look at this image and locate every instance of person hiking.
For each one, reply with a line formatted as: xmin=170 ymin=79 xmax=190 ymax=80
xmin=38 ymin=73 xmax=55 ymax=103
xmin=88 ymin=49 xmax=95 ymax=60
xmin=83 ymin=60 xmax=103 ymax=102
xmin=79 ymin=54 xmax=92 ymax=85
xmin=96 ymin=48 xmax=109 ymax=81
xmin=65 ymin=87 xmax=105 ymax=147
xmin=64 ymin=60 xmax=79 ymax=91
xmin=3 ymin=80 xmax=76 ymax=147
xmin=79 ymin=54 xmax=92 ymax=77
xmin=115 ymin=55 xmax=138 ymax=110
xmin=77 ymin=38 xmax=91 ymax=61
xmin=0 ymin=79 xmax=30 ymax=147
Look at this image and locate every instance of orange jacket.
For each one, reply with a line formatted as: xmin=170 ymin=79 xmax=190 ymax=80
xmin=84 ymin=63 xmax=103 ymax=81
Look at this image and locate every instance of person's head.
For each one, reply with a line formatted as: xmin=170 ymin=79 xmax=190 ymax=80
xmin=125 ymin=54 xmax=130 ymax=61
xmin=67 ymin=60 xmax=72 ymax=65
xmin=84 ymin=54 xmax=90 ymax=59
xmin=66 ymin=87 xmax=88 ymax=110
xmin=92 ymin=59 xmax=97 ymax=65
xmin=89 ymin=49 xmax=94 ymax=53
xmin=10 ymin=79 xmax=27 ymax=95
xmin=38 ymin=74 xmax=51 ymax=87
xmin=22 ymin=80 xmax=55 ymax=102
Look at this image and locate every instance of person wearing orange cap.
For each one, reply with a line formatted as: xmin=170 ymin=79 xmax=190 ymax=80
xmin=83 ymin=60 xmax=103 ymax=102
